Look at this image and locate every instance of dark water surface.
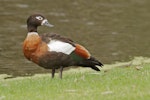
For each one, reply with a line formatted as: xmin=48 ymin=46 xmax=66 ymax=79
xmin=0 ymin=0 xmax=150 ymax=76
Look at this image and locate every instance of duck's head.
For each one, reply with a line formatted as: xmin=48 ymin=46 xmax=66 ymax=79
xmin=27 ymin=14 xmax=54 ymax=32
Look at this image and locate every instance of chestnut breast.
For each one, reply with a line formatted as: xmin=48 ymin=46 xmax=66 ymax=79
xmin=23 ymin=32 xmax=48 ymax=64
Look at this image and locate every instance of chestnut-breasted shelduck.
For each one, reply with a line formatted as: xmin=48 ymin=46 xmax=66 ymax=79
xmin=23 ymin=14 xmax=103 ymax=78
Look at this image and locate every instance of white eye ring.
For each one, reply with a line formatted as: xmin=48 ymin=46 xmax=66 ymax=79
xmin=36 ymin=16 xmax=43 ymax=20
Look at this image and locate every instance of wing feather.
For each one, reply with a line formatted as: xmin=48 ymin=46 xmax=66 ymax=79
xmin=75 ymin=44 xmax=91 ymax=59
xmin=47 ymin=40 xmax=75 ymax=55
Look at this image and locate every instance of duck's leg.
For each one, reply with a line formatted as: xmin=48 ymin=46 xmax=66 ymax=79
xmin=59 ymin=66 xmax=63 ymax=79
xmin=52 ymin=68 xmax=55 ymax=78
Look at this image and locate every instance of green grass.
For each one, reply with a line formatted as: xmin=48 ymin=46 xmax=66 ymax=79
xmin=0 ymin=64 xmax=150 ymax=100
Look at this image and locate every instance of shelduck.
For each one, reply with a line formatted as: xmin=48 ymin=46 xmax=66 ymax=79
xmin=23 ymin=14 xmax=103 ymax=78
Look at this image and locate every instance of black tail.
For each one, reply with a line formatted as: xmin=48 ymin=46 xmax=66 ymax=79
xmin=78 ymin=57 xmax=103 ymax=71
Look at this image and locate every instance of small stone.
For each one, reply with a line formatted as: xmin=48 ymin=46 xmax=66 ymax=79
xmin=135 ymin=66 xmax=143 ymax=70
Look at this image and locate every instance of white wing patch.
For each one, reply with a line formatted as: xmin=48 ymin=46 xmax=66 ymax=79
xmin=47 ymin=40 xmax=75 ymax=55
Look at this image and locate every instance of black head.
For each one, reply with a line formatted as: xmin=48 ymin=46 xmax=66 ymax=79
xmin=27 ymin=14 xmax=53 ymax=32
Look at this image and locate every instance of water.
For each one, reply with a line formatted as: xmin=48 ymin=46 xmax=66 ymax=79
xmin=0 ymin=0 xmax=150 ymax=76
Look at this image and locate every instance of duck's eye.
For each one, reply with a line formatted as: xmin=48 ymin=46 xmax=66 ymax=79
xmin=36 ymin=16 xmax=43 ymax=20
